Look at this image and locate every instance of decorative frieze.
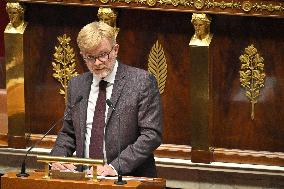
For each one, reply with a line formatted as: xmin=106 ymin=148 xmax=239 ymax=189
xmin=17 ymin=0 xmax=284 ymax=17
xmin=93 ymin=0 xmax=283 ymax=16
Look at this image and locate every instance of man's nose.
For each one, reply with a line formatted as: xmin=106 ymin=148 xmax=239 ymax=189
xmin=93 ymin=59 xmax=103 ymax=66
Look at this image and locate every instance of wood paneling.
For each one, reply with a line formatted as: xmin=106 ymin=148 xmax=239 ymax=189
xmin=0 ymin=0 xmax=8 ymax=57
xmin=0 ymin=58 xmax=5 ymax=89
xmin=0 ymin=89 xmax=8 ymax=135
xmin=0 ymin=134 xmax=8 ymax=147
xmin=24 ymin=4 xmax=95 ymax=135
xmin=1 ymin=172 xmax=166 ymax=189
xmin=23 ymin=5 xmax=193 ymax=145
xmin=117 ymin=9 xmax=192 ymax=145
xmin=211 ymin=15 xmax=284 ymax=152
xmin=8 ymin=2 xmax=284 ymax=165
xmin=213 ymin=148 xmax=284 ymax=166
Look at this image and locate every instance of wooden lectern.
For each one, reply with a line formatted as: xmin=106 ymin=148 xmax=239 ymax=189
xmin=1 ymin=172 xmax=166 ymax=189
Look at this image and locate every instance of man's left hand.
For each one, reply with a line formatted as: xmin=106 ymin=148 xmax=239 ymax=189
xmin=87 ymin=164 xmax=117 ymax=176
xmin=98 ymin=164 xmax=117 ymax=176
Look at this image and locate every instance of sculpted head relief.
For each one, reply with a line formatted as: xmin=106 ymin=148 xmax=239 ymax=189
xmin=97 ymin=7 xmax=118 ymax=27
xmin=97 ymin=7 xmax=119 ymax=37
xmin=189 ymin=13 xmax=213 ymax=46
xmin=5 ymin=2 xmax=27 ymax=33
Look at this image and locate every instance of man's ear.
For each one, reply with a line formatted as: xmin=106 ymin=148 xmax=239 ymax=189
xmin=114 ymin=44 xmax=119 ymax=55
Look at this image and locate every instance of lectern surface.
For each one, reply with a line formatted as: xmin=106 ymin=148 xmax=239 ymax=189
xmin=1 ymin=172 xmax=165 ymax=189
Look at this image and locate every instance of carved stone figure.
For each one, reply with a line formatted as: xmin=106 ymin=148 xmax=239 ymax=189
xmin=97 ymin=7 xmax=119 ymax=37
xmin=97 ymin=7 xmax=117 ymax=27
xmin=189 ymin=13 xmax=213 ymax=46
xmin=5 ymin=2 xmax=27 ymax=34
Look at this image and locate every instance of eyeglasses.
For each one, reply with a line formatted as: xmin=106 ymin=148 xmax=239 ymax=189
xmin=82 ymin=46 xmax=115 ymax=63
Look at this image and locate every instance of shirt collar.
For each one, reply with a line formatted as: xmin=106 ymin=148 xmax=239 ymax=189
xmin=92 ymin=60 xmax=118 ymax=86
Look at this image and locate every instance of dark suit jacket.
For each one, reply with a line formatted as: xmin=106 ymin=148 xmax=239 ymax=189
xmin=51 ymin=63 xmax=163 ymax=177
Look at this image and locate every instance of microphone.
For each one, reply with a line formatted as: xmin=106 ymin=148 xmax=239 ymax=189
xmin=16 ymin=95 xmax=83 ymax=177
xmin=106 ymin=99 xmax=116 ymax=111
xmin=106 ymin=99 xmax=127 ymax=185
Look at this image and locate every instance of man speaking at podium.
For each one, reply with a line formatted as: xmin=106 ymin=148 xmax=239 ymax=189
xmin=50 ymin=21 xmax=163 ymax=178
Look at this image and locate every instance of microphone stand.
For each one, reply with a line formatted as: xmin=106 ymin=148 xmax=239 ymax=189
xmin=106 ymin=99 xmax=127 ymax=185
xmin=16 ymin=96 xmax=83 ymax=177
xmin=114 ymin=112 xmax=127 ymax=185
xmin=16 ymin=119 xmax=62 ymax=177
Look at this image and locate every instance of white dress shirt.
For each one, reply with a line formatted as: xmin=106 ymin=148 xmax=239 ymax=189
xmin=84 ymin=61 xmax=118 ymax=161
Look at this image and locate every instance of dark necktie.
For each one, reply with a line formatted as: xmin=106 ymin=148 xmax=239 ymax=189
xmin=89 ymin=80 xmax=108 ymax=159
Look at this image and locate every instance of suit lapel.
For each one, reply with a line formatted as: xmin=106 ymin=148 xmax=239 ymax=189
xmin=106 ymin=63 xmax=126 ymax=125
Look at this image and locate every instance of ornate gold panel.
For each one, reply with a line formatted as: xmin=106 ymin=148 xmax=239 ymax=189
xmin=96 ymin=0 xmax=283 ymax=14
xmin=147 ymin=40 xmax=167 ymax=94
xmin=239 ymin=44 xmax=266 ymax=120
xmin=52 ymin=34 xmax=78 ymax=102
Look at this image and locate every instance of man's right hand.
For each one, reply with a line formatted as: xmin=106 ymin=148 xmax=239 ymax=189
xmin=51 ymin=162 xmax=77 ymax=172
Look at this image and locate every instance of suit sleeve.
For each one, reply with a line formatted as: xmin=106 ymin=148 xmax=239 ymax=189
xmin=50 ymin=80 xmax=76 ymax=157
xmin=110 ymin=74 xmax=163 ymax=174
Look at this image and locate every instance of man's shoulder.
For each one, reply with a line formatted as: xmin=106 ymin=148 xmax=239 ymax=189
xmin=120 ymin=63 xmax=150 ymax=78
xmin=118 ymin=63 xmax=158 ymax=91
xmin=70 ymin=71 xmax=92 ymax=83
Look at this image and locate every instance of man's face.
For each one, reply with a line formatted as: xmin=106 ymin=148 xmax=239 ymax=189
xmin=81 ymin=38 xmax=119 ymax=79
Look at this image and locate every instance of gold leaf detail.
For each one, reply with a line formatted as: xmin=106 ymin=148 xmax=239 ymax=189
xmin=147 ymin=0 xmax=157 ymax=6
xmin=52 ymin=34 xmax=79 ymax=103
xmin=194 ymin=0 xmax=204 ymax=9
xmin=148 ymin=40 xmax=167 ymax=94
xmin=239 ymin=44 xmax=266 ymax=120
xmin=100 ymin=0 xmax=109 ymax=3
xmin=242 ymin=1 xmax=252 ymax=12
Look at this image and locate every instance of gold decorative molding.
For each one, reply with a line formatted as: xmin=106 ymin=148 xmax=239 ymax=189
xmin=194 ymin=0 xmax=205 ymax=9
xmin=239 ymin=44 xmax=265 ymax=120
xmin=205 ymin=0 xmax=241 ymax=9
xmin=16 ymin=0 xmax=284 ymax=17
xmin=147 ymin=0 xmax=157 ymax=7
xmin=52 ymin=34 xmax=78 ymax=102
xmin=148 ymin=40 xmax=167 ymax=94
xmin=241 ymin=1 xmax=284 ymax=12
xmin=95 ymin=0 xmax=283 ymax=14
